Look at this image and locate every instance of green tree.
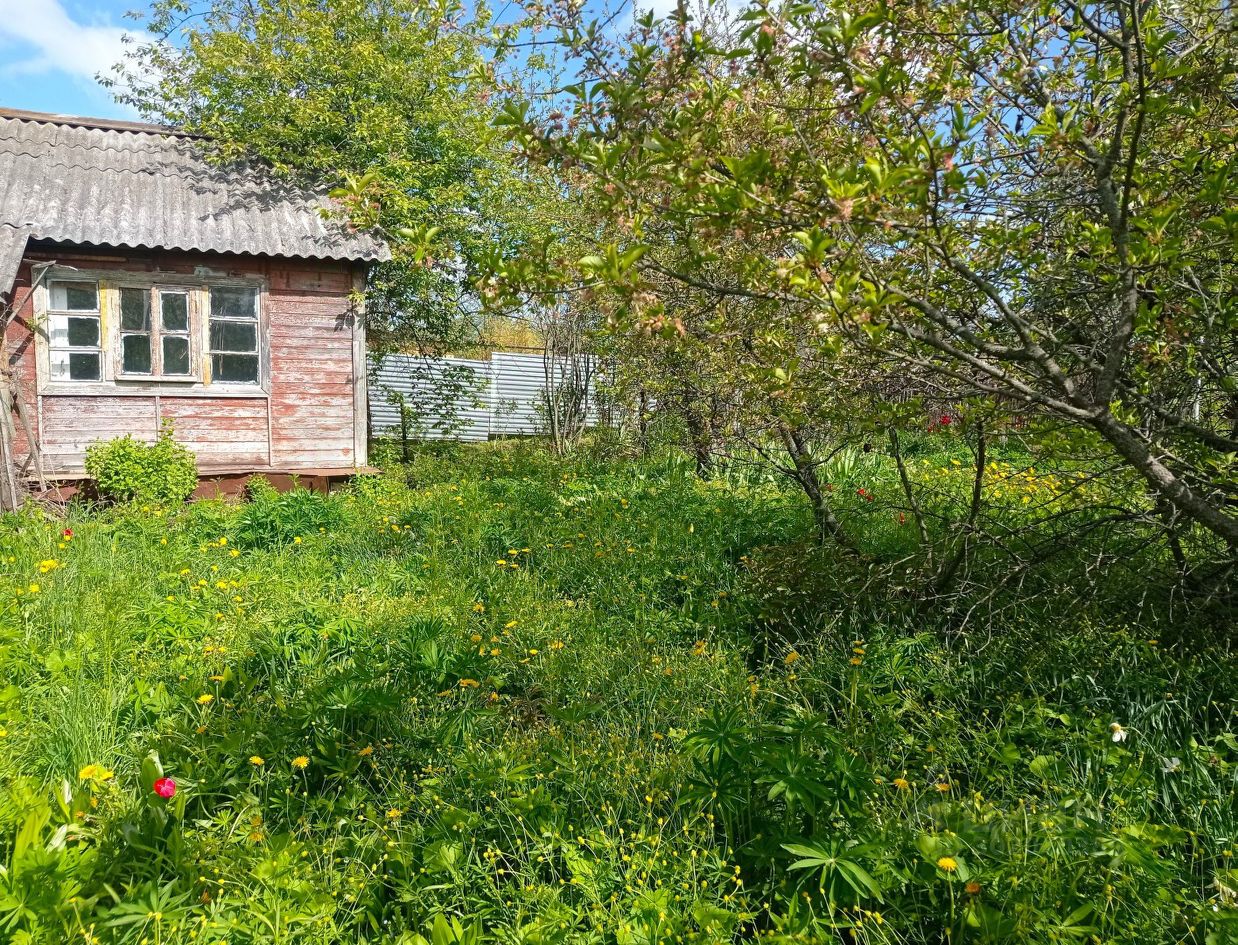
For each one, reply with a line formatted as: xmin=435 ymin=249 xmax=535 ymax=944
xmin=499 ymin=0 xmax=1238 ymax=553
xmin=113 ymin=0 xmax=564 ymax=353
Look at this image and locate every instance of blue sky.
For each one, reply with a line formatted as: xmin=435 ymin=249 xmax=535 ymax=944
xmin=0 ymin=0 xmax=142 ymax=118
xmin=0 ymin=0 xmax=685 ymax=121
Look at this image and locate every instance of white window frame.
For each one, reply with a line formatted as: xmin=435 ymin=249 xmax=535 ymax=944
xmin=45 ymin=279 xmax=104 ymax=383
xmin=34 ymin=268 xmax=269 ymax=398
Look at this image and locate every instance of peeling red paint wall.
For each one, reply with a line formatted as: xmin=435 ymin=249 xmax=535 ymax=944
xmin=5 ymin=246 xmax=363 ymax=478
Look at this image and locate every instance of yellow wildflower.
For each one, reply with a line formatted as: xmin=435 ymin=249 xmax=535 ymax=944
xmin=249 ymin=756 xmax=264 ymax=766
xmin=937 ymin=857 xmax=958 ymax=872
xmin=291 ymin=756 xmax=310 ymax=769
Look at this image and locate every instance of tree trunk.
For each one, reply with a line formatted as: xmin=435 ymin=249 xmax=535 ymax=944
xmin=1090 ymin=411 xmax=1238 ymax=550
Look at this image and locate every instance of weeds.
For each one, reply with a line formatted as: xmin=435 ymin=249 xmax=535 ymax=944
xmin=0 ymin=441 xmax=1232 ymax=943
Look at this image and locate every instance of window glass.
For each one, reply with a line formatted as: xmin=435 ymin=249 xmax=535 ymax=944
xmin=120 ymin=288 xmax=149 ymax=331
xmin=209 ymin=320 xmax=257 ymax=353
xmin=67 ymin=317 xmax=100 ymax=347
xmin=51 ymin=282 xmax=98 ymax=312
xmin=161 ymin=292 xmax=189 ymax=332
xmin=163 ymin=336 xmax=191 ymax=375
xmin=211 ymin=354 xmax=259 ymax=383
xmin=122 ymin=335 xmax=152 ymax=374
xmin=68 ymin=352 xmax=101 ymax=381
xmin=210 ymin=286 xmax=258 ymax=319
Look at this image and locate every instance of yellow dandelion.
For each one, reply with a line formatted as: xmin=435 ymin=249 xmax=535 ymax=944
xmin=249 ymin=756 xmax=265 ymax=766
xmin=291 ymin=756 xmax=310 ymax=769
xmin=784 ymin=651 xmax=800 ymax=665
xmin=937 ymin=856 xmax=958 ymax=872
xmin=357 ymin=745 xmax=374 ymax=757
xmin=934 ymin=781 xmax=951 ymax=793
xmin=892 ymin=777 xmax=911 ymax=791
xmin=386 ymin=808 xmax=403 ymax=819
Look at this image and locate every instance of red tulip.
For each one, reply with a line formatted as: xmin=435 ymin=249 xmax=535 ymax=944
xmin=153 ymin=777 xmax=176 ymax=798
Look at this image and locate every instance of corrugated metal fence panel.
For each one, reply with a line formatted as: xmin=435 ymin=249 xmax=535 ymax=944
xmin=369 ymin=354 xmax=492 ymax=442
xmin=368 ymin=351 xmax=599 ymax=442
xmin=490 ymin=352 xmax=546 ymax=437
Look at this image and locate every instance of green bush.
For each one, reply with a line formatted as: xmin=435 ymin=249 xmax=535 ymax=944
xmin=83 ymin=422 xmax=198 ymax=505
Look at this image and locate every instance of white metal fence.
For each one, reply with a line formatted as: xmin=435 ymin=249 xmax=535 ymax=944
xmin=368 ymin=351 xmax=598 ymax=442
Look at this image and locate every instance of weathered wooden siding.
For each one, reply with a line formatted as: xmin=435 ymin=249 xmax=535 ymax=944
xmin=4 ymin=246 xmax=364 ymax=479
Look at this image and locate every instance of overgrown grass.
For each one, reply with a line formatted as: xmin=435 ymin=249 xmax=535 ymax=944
xmin=0 ymin=440 xmax=1233 ymax=944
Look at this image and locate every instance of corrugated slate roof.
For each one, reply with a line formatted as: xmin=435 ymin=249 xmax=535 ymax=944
xmin=0 ymin=224 xmax=29 ymax=300
xmin=0 ymin=110 xmax=389 ymax=278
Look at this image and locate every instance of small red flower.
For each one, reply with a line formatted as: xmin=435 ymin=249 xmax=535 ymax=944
xmin=62 ymin=528 xmax=73 ymax=539
xmin=153 ymin=777 xmax=176 ymax=798
xmin=939 ymin=415 xmax=952 ymax=426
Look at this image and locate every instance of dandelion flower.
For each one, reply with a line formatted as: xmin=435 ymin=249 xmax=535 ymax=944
xmin=784 ymin=651 xmax=800 ymax=665
xmin=934 ymin=781 xmax=951 ymax=792
xmin=197 ymin=694 xmax=214 ymax=705
xmin=386 ymin=808 xmax=403 ymax=819
xmin=965 ymin=881 xmax=981 ymax=895
xmin=936 ymin=856 xmax=958 ymax=872
xmin=249 ymin=756 xmax=264 ymax=766
xmin=79 ymin=764 xmax=115 ymax=782
xmin=291 ymin=756 xmax=310 ymax=770
xmin=892 ymin=777 xmax=911 ymax=791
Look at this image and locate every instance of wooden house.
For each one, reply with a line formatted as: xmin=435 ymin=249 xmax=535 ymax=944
xmin=0 ymin=108 xmax=389 ymax=503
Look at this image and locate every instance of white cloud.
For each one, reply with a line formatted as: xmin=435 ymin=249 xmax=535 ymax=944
xmin=0 ymin=0 xmax=131 ymax=84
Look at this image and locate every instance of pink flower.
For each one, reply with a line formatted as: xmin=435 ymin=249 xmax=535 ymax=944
xmin=153 ymin=777 xmax=176 ymax=798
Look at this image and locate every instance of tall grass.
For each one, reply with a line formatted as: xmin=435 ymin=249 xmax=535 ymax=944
xmin=0 ymin=440 xmax=1232 ymax=944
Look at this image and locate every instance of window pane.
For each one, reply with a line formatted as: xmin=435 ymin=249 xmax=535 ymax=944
xmin=68 ymin=352 xmax=101 ymax=381
xmin=163 ymin=336 xmax=190 ymax=375
xmin=161 ymin=292 xmax=189 ymax=331
xmin=211 ymin=353 xmax=259 ymax=383
xmin=122 ymin=334 xmax=152 ymax=374
xmin=67 ymin=316 xmax=99 ymax=347
xmin=49 ymin=350 xmax=70 ymax=379
xmin=51 ymin=281 xmax=98 ymax=312
xmin=209 ymin=320 xmax=257 ymax=353
xmin=120 ymin=288 xmax=150 ymax=331
xmin=210 ymin=286 xmax=257 ymax=319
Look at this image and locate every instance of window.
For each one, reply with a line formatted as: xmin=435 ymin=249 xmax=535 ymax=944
xmin=117 ymin=286 xmax=195 ymax=377
xmin=208 ymin=286 xmax=260 ymax=384
xmin=41 ymin=275 xmax=264 ymax=389
xmin=47 ymin=281 xmax=102 ymax=381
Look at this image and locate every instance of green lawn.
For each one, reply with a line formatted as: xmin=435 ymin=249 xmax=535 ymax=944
xmin=0 ymin=442 xmax=1233 ymax=944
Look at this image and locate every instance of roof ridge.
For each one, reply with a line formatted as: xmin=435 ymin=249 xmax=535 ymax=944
xmin=0 ymin=108 xmax=192 ymax=138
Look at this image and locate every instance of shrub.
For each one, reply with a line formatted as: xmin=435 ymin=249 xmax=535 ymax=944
xmin=83 ymin=422 xmax=198 ymax=505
